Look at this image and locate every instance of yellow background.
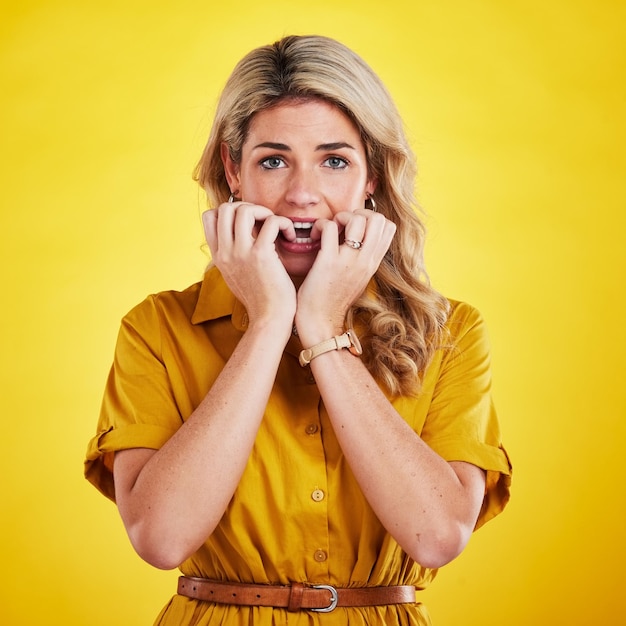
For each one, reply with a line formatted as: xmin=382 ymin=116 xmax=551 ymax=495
xmin=1 ymin=0 xmax=624 ymax=624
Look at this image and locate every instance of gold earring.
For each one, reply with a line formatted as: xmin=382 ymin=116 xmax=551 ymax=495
xmin=365 ymin=194 xmax=377 ymax=212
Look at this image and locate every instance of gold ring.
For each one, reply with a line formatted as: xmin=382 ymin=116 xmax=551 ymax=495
xmin=344 ymin=239 xmax=362 ymax=250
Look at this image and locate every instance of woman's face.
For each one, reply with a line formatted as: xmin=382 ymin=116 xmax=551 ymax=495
xmin=222 ymin=99 xmax=376 ymax=277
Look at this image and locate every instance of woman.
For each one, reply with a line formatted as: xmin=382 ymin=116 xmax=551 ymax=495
xmin=85 ymin=35 xmax=511 ymax=625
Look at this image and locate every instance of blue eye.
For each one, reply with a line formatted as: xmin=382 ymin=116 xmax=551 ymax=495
xmin=260 ymin=156 xmax=285 ymax=169
xmin=324 ymin=156 xmax=348 ymax=169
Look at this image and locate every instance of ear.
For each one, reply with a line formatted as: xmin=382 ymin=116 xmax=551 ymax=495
xmin=220 ymin=142 xmax=241 ymax=193
xmin=365 ymin=177 xmax=378 ymax=198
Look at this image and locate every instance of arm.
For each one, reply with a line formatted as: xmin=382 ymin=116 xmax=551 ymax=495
xmin=114 ymin=203 xmax=296 ymax=570
xmin=296 ymin=210 xmax=485 ymax=568
xmin=307 ymin=350 xmax=485 ymax=568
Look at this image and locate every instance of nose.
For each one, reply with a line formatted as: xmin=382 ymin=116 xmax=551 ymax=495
xmin=284 ymin=167 xmax=320 ymax=208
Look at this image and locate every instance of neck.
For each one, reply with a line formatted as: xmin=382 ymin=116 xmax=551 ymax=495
xmin=290 ymin=274 xmax=305 ymax=290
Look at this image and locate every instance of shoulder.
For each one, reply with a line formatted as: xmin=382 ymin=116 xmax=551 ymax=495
xmin=441 ymin=299 xmax=492 ymax=361
xmin=146 ymin=280 xmax=204 ymax=316
xmin=445 ymin=299 xmax=486 ymax=334
xmin=120 ymin=280 xmax=204 ymax=340
xmin=119 ymin=266 xmax=232 ymax=335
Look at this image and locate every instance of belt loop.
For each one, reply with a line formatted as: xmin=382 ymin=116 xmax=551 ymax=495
xmin=287 ymin=582 xmax=305 ymax=612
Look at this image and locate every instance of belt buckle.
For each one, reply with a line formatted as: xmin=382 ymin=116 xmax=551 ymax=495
xmin=310 ymin=584 xmax=338 ymax=613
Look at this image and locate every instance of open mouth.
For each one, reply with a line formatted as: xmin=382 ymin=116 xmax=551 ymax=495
xmin=274 ymin=219 xmax=321 ymax=255
xmin=292 ymin=221 xmax=314 ymax=243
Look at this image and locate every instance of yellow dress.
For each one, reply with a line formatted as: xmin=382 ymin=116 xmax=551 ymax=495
xmin=85 ymin=266 xmax=512 ymax=625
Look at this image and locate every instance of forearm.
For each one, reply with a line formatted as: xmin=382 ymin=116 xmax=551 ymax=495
xmin=308 ymin=348 xmax=484 ymax=568
xmin=115 ymin=319 xmax=290 ymax=569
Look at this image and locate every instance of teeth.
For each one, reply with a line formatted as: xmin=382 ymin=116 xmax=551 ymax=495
xmin=292 ymin=221 xmax=313 ymax=229
xmin=295 ymin=237 xmax=314 ymax=244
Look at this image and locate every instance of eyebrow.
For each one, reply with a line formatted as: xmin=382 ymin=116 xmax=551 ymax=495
xmin=251 ymin=141 xmax=356 ymax=151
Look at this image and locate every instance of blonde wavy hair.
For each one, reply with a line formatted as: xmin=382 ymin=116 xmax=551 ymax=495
xmin=194 ymin=35 xmax=450 ymax=397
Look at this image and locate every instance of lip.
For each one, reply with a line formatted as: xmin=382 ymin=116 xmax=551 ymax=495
xmin=277 ymin=218 xmax=321 ymax=254
xmin=277 ymin=233 xmax=321 ymax=255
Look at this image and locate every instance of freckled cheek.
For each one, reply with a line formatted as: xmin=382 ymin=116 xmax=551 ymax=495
xmin=259 ymin=185 xmax=285 ymax=210
xmin=330 ymin=187 xmax=367 ymax=214
xmin=241 ymin=177 xmax=281 ymax=208
xmin=331 ymin=172 xmax=369 ymax=205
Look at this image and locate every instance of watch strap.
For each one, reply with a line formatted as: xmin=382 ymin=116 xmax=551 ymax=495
xmin=298 ymin=330 xmax=362 ymax=367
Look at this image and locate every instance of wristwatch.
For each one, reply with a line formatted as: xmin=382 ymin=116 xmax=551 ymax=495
xmin=298 ymin=330 xmax=363 ymax=367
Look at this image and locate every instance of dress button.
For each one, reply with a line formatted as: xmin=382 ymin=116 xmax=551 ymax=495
xmin=306 ymin=372 xmax=316 ymax=384
xmin=305 ymin=424 xmax=318 ymax=435
xmin=313 ymin=550 xmax=327 ymax=562
xmin=311 ymin=489 xmax=325 ymax=502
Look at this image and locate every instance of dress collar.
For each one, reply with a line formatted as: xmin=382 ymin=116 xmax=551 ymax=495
xmin=191 ymin=265 xmax=249 ymax=332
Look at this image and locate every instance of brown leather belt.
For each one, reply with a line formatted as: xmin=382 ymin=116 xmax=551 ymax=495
xmin=177 ymin=576 xmax=416 ymax=613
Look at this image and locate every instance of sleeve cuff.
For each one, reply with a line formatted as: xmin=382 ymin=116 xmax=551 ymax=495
xmin=84 ymin=423 xmax=178 ymax=502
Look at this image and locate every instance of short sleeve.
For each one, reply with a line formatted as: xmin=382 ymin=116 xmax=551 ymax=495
xmin=420 ymin=302 xmax=512 ymax=529
xmin=84 ymin=296 xmax=184 ymax=502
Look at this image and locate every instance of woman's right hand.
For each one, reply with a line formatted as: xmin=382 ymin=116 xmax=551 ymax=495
xmin=202 ymin=201 xmax=297 ymax=335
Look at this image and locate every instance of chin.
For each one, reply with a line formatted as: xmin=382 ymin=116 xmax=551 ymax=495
xmin=281 ymin=256 xmax=315 ymax=279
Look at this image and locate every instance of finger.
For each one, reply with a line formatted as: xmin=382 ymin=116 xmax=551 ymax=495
xmin=256 ymin=214 xmax=297 ymax=246
xmin=359 ymin=218 xmax=396 ymax=262
xmin=202 ymin=209 xmax=219 ymax=253
xmin=341 ymin=212 xmax=368 ymax=245
xmin=233 ymin=204 xmax=274 ymax=245
xmin=216 ymin=202 xmax=237 ymax=249
xmin=310 ymin=217 xmax=333 ymax=241
xmin=332 ymin=211 xmax=355 ymax=230
xmin=213 ymin=202 xmax=276 ymax=253
xmin=331 ymin=211 xmax=369 ymax=252
xmin=341 ymin=213 xmax=395 ymax=262
xmin=352 ymin=207 xmax=377 ymax=218
xmin=317 ymin=219 xmax=340 ymax=252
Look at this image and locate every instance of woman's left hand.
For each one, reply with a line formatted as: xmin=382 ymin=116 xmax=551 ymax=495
xmin=295 ymin=208 xmax=396 ymax=343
